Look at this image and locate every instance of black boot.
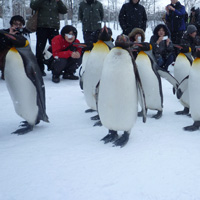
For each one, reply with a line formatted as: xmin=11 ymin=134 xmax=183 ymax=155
xmin=52 ymin=75 xmax=60 ymax=83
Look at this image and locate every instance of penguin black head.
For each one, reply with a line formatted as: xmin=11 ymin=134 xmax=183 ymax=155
xmin=173 ymin=44 xmax=191 ymax=53
xmin=0 ymin=30 xmax=28 ymax=49
xmin=98 ymin=25 xmax=113 ymax=42
xmin=115 ymin=34 xmax=131 ymax=49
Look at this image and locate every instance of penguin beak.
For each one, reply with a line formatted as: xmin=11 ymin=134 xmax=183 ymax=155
xmin=4 ymin=33 xmax=17 ymax=40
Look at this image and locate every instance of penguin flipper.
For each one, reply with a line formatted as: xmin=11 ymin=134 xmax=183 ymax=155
xmin=157 ymin=68 xmax=179 ymax=92
xmin=183 ymin=121 xmax=200 ymax=131
xmin=177 ymin=76 xmax=189 ymax=99
xmin=12 ymin=123 xmax=33 ymax=135
xmin=113 ymin=131 xmax=130 ymax=148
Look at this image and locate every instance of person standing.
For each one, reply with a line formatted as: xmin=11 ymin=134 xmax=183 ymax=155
xmin=165 ymin=0 xmax=186 ymax=46
xmin=78 ymin=0 xmax=104 ymax=45
xmin=30 ymin=0 xmax=67 ymax=76
xmin=119 ymin=0 xmax=147 ymax=36
xmin=189 ymin=7 xmax=200 ymax=36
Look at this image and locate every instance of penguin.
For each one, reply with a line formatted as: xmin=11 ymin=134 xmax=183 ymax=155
xmin=0 ymin=31 xmax=49 ymax=134
xmin=173 ymin=45 xmax=193 ymax=115
xmin=135 ymin=43 xmax=163 ymax=119
xmin=79 ymin=50 xmax=90 ymax=91
xmin=98 ymin=35 xmax=146 ymax=147
xmin=177 ymin=54 xmax=200 ymax=131
xmin=83 ymin=26 xmax=114 ymax=118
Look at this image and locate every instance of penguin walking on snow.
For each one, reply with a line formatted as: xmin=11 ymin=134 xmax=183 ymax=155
xmin=0 ymin=31 xmax=49 ymax=134
xmin=173 ymin=45 xmax=193 ymax=115
xmin=177 ymin=51 xmax=200 ymax=131
xmin=98 ymin=35 xmax=146 ymax=147
xmin=83 ymin=26 xmax=114 ymax=123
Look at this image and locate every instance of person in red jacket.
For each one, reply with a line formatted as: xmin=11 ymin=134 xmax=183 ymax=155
xmin=51 ymin=25 xmax=82 ymax=83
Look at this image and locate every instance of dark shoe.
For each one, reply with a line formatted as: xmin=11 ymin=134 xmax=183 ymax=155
xmin=42 ymin=71 xmax=46 ymax=76
xmin=52 ymin=75 xmax=60 ymax=83
xmin=63 ymin=74 xmax=79 ymax=80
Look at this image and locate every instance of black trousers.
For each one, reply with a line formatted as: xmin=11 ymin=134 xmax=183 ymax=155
xmin=83 ymin=31 xmax=99 ymax=45
xmin=51 ymin=57 xmax=82 ymax=76
xmin=36 ymin=28 xmax=59 ymax=72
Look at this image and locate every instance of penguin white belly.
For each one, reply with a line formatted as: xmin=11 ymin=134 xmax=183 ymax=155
xmin=98 ymin=48 xmax=137 ymax=131
xmin=189 ymin=58 xmax=200 ymax=121
xmin=83 ymin=41 xmax=109 ymax=110
xmin=174 ymin=53 xmax=191 ymax=107
xmin=136 ymin=51 xmax=162 ymax=110
xmin=5 ymin=49 xmax=38 ymax=125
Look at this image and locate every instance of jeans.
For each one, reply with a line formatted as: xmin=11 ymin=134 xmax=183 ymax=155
xmin=157 ymin=53 xmax=175 ymax=70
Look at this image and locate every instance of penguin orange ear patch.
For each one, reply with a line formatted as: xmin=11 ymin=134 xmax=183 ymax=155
xmin=10 ymin=47 xmax=18 ymax=52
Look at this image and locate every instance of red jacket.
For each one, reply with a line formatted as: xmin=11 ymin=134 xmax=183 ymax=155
xmin=51 ymin=35 xmax=82 ymax=59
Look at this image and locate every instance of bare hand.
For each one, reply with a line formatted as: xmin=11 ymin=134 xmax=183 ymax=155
xmin=9 ymin=27 xmax=18 ymax=35
xmin=71 ymin=52 xmax=80 ymax=59
xmin=168 ymin=5 xmax=175 ymax=11
xmin=157 ymin=37 xmax=163 ymax=45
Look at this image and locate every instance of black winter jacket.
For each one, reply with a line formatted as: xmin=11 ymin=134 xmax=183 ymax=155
xmin=119 ymin=0 xmax=147 ymax=35
xmin=150 ymin=24 xmax=174 ymax=60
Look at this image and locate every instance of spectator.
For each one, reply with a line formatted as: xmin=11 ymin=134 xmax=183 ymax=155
xmin=189 ymin=7 xmax=200 ymax=36
xmin=119 ymin=0 xmax=147 ymax=36
xmin=150 ymin=24 xmax=175 ymax=71
xmin=128 ymin=28 xmax=145 ymax=59
xmin=181 ymin=24 xmax=200 ymax=58
xmin=51 ymin=25 xmax=82 ymax=83
xmin=30 ymin=0 xmax=67 ymax=76
xmin=0 ymin=15 xmax=30 ymax=79
xmin=165 ymin=0 xmax=186 ymax=46
xmin=78 ymin=0 xmax=104 ymax=45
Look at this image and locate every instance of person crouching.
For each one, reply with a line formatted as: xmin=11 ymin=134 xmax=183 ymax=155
xmin=51 ymin=25 xmax=82 ymax=83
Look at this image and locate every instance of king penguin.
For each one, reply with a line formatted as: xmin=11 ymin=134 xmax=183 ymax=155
xmin=83 ymin=26 xmax=114 ymax=119
xmin=135 ymin=43 xmax=163 ymax=119
xmin=173 ymin=45 xmax=193 ymax=115
xmin=177 ymin=51 xmax=200 ymax=131
xmin=0 ymin=31 xmax=49 ymax=134
xmin=98 ymin=35 xmax=146 ymax=147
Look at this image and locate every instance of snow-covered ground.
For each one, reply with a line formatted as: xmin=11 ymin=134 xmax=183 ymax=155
xmin=1 ymin=19 xmax=200 ymax=200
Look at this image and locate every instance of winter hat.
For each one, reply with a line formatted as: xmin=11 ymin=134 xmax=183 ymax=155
xmin=61 ymin=25 xmax=77 ymax=39
xmin=187 ymin=25 xmax=197 ymax=34
xmin=10 ymin=15 xmax=25 ymax=26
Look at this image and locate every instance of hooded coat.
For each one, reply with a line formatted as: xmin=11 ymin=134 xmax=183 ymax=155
xmin=150 ymin=24 xmax=174 ymax=61
xmin=119 ymin=0 xmax=147 ymax=35
xmin=78 ymin=0 xmax=104 ymax=32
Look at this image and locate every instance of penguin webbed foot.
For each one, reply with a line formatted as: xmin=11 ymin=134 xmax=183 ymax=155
xmin=101 ymin=130 xmax=118 ymax=144
xmin=113 ymin=131 xmax=129 ymax=148
xmin=91 ymin=114 xmax=100 ymax=120
xmin=175 ymin=107 xmax=189 ymax=115
xmin=152 ymin=110 xmax=162 ymax=119
xmin=12 ymin=123 xmax=34 ymax=135
xmin=85 ymin=109 xmax=96 ymax=113
xmin=137 ymin=111 xmax=143 ymax=117
xmin=183 ymin=121 xmax=200 ymax=132
xmin=93 ymin=120 xmax=102 ymax=126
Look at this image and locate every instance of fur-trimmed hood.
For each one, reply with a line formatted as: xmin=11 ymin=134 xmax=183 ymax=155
xmin=128 ymin=28 xmax=145 ymax=42
xmin=153 ymin=24 xmax=171 ymax=38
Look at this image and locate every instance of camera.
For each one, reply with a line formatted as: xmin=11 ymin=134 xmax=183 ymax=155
xmin=14 ymin=28 xmax=24 ymax=33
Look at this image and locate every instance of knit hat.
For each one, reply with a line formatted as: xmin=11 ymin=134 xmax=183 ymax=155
xmin=61 ymin=25 xmax=77 ymax=39
xmin=187 ymin=25 xmax=197 ymax=34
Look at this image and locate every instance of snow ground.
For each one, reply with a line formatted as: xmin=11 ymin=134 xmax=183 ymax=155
xmin=0 ymin=19 xmax=200 ymax=200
